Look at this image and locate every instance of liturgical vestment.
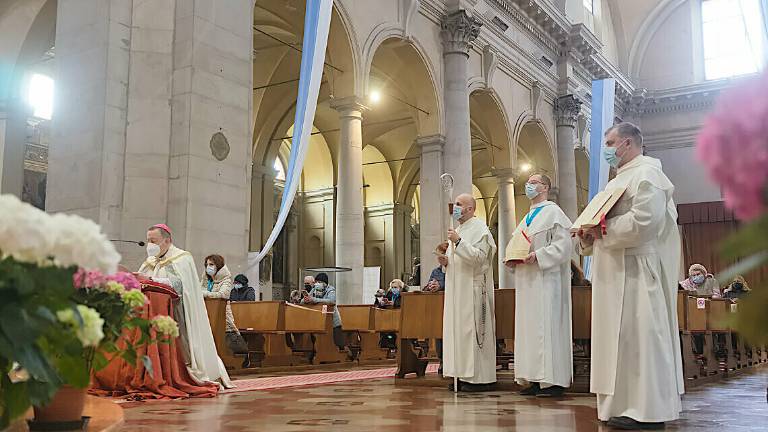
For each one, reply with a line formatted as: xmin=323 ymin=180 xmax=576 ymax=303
xmin=139 ymin=245 xmax=234 ymax=389
xmin=582 ymin=155 xmax=684 ymax=422
xmin=443 ymin=217 xmax=497 ymax=385
xmin=511 ymin=201 xmax=574 ymax=388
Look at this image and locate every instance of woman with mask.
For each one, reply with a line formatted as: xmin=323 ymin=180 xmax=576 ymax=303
xmin=722 ymin=275 xmax=750 ymax=300
xmin=200 ymin=254 xmax=234 ymax=299
xmin=679 ymin=263 xmax=721 ymax=297
xmin=375 ymin=279 xmax=406 ymax=308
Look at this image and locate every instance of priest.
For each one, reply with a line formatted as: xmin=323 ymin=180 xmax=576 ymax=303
xmin=139 ymin=224 xmax=233 ymax=389
xmin=443 ymin=193 xmax=497 ymax=392
xmin=505 ymin=173 xmax=573 ymax=397
xmin=577 ymin=123 xmax=683 ymax=430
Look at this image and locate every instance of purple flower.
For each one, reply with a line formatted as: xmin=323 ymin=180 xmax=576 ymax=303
xmin=696 ymin=72 xmax=768 ymax=220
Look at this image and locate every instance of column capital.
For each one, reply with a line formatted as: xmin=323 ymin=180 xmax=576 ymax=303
xmin=491 ymin=167 xmax=517 ymax=183
xmin=330 ymin=96 xmax=368 ymax=118
xmin=415 ymin=134 xmax=446 ymax=154
xmin=252 ymin=163 xmax=276 ymax=179
xmin=440 ymin=10 xmax=482 ymax=55
xmin=554 ymin=94 xmax=582 ymax=128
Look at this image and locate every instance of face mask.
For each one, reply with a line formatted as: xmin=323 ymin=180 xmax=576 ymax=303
xmin=525 ymin=183 xmax=540 ymax=199
xmin=304 ymin=283 xmax=313 ymax=290
xmin=732 ymin=282 xmax=743 ymax=291
xmin=390 ymin=287 xmax=400 ymax=295
xmin=452 ymin=205 xmax=463 ymax=221
xmin=146 ymin=242 xmax=161 ymax=257
xmin=234 ymin=283 xmax=243 ymax=289
xmin=603 ymin=140 xmax=628 ymax=168
xmin=314 ymin=283 xmax=325 ymax=292
xmin=691 ymin=274 xmax=705 ymax=285
xmin=206 ymin=265 xmax=217 ymax=276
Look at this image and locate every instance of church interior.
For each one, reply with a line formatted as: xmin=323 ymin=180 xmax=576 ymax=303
xmin=0 ymin=0 xmax=767 ymax=430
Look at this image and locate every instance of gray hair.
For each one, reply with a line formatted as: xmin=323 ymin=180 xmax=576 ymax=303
xmin=605 ymin=122 xmax=643 ymax=147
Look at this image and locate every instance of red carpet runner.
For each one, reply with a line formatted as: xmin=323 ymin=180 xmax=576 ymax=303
xmin=222 ymin=364 xmax=440 ymax=393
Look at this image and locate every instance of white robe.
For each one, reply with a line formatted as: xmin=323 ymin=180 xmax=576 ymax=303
xmin=443 ymin=217 xmax=497 ymax=384
xmin=581 ymin=156 xmax=683 ymax=422
xmin=509 ymin=201 xmax=573 ymax=388
xmin=139 ymin=245 xmax=234 ymax=389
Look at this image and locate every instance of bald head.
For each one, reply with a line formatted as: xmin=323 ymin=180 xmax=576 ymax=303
xmin=454 ymin=193 xmax=476 ymax=223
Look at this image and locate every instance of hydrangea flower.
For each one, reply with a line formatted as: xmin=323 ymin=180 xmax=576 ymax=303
xmin=150 ymin=316 xmax=180 ymax=338
xmin=696 ymin=72 xmax=768 ymax=220
xmin=57 ymin=305 xmax=105 ymax=347
xmin=106 ymin=272 xmax=141 ymax=291
xmin=120 ymin=289 xmax=147 ymax=309
xmin=104 ymin=281 xmax=126 ymax=296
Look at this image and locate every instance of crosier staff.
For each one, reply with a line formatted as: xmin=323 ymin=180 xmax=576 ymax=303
xmin=440 ymin=173 xmax=458 ymax=393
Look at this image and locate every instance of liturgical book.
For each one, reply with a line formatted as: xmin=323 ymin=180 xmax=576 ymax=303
xmin=503 ymin=229 xmax=532 ymax=263
xmin=570 ymin=187 xmax=626 ymax=233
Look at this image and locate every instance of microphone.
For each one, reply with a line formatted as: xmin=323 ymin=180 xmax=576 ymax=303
xmin=110 ymin=239 xmax=146 ymax=247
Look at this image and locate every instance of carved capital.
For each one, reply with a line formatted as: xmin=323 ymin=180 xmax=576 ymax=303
xmin=440 ymin=10 xmax=482 ymax=55
xmin=554 ymin=94 xmax=582 ymax=128
xmin=330 ymin=96 xmax=368 ymax=118
xmin=415 ymin=134 xmax=446 ymax=154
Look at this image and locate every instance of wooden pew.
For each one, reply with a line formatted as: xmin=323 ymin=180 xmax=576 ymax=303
xmin=571 ymin=286 xmax=592 ymax=392
xmin=708 ymin=298 xmax=737 ymax=372
xmin=203 ymin=298 xmax=242 ymax=369
xmin=229 ymin=301 xmax=296 ymax=367
xmin=294 ymin=304 xmax=349 ymax=364
xmin=494 ymin=289 xmax=514 ymax=369
xmin=686 ymin=295 xmax=719 ymax=376
xmin=396 ymin=292 xmax=444 ymax=378
xmin=677 ymin=292 xmax=701 ymax=380
xmin=338 ymin=305 xmax=379 ymax=361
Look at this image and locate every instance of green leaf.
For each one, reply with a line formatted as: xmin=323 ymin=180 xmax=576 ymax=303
xmin=2 ymin=378 xmax=30 ymax=423
xmin=91 ymin=351 xmax=109 ymax=372
xmin=56 ymin=353 xmax=89 ymax=388
xmin=717 ymin=251 xmax=768 ymax=282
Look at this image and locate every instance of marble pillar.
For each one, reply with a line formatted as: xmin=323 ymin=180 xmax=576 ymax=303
xmin=493 ymin=168 xmax=516 ymax=289
xmin=417 ymin=134 xmax=446 ymax=286
xmin=285 ymin=210 xmax=299 ymax=296
xmin=440 ymin=10 xmax=481 ymax=196
xmin=331 ymin=97 xmax=367 ymax=305
xmin=554 ymin=94 xmax=582 ymax=221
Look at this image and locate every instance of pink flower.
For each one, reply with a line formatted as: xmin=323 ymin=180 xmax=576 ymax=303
xmin=696 ymin=72 xmax=768 ymax=220
xmin=106 ymin=272 xmax=141 ymax=291
xmin=73 ymin=268 xmax=86 ymax=289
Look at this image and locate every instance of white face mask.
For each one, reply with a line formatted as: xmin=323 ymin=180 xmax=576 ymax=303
xmin=146 ymin=242 xmax=161 ymax=257
xmin=206 ymin=265 xmax=217 ymax=276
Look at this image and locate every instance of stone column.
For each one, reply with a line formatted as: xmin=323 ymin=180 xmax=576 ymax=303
xmin=331 ymin=96 xmax=367 ymax=305
xmin=285 ymin=210 xmax=299 ymax=296
xmin=554 ymin=94 xmax=582 ymax=221
xmin=0 ymin=100 xmax=30 ymax=198
xmin=440 ymin=10 xmax=481 ymax=196
xmin=493 ymin=168 xmax=516 ymax=289
xmin=417 ymin=134 xmax=446 ymax=285
xmin=167 ymin=0 xmax=254 ymax=275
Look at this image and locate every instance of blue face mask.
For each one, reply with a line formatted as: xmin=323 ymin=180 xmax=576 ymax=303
xmin=524 ymin=183 xmax=540 ymax=199
xmin=451 ymin=205 xmax=463 ymax=221
xmin=691 ymin=274 xmax=705 ymax=285
xmin=603 ymin=146 xmax=620 ymax=168
xmin=234 ymin=283 xmax=243 ymax=290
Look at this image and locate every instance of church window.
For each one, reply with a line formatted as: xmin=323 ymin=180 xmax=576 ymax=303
xmin=701 ymin=0 xmax=766 ymax=80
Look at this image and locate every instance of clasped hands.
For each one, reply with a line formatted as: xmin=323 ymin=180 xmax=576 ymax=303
xmin=504 ymin=251 xmax=537 ymax=268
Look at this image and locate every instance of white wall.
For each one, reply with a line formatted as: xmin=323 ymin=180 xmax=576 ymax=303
xmin=645 ymin=146 xmax=721 ymax=205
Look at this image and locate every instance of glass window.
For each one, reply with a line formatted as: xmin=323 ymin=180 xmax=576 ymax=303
xmin=583 ymin=0 xmax=594 ymax=13
xmin=274 ymin=157 xmax=285 ymax=181
xmin=701 ymin=0 xmax=766 ymax=80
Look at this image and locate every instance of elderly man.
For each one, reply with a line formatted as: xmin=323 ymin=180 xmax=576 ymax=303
xmin=505 ymin=173 xmax=573 ymax=398
xmin=302 ymin=272 xmax=345 ymax=349
xmin=443 ymin=193 xmax=497 ymax=392
xmin=577 ymin=123 xmax=683 ymax=430
xmin=138 ymin=224 xmax=233 ymax=389
xmin=424 ymin=242 xmax=448 ymax=292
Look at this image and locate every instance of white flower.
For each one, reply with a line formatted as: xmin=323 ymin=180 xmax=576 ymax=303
xmin=0 ymin=194 xmax=120 ymax=272
xmin=57 ymin=305 xmax=105 ymax=347
xmin=150 ymin=316 xmax=179 ymax=338
xmin=120 ymin=290 xmax=147 ymax=309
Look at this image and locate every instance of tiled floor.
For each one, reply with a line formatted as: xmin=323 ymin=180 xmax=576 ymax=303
xmin=121 ymin=368 xmax=767 ymax=431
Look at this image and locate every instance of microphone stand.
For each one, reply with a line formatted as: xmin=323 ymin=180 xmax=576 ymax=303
xmin=440 ymin=173 xmax=457 ymax=393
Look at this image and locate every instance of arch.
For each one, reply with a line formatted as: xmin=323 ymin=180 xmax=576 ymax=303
xmin=515 ymin=121 xmax=556 ymax=223
xmin=362 ymin=145 xmax=394 ymax=206
xmin=362 ymin=30 xmax=442 ymax=136
xmin=472 ymin=184 xmax=487 ymax=224
xmin=469 ymin=88 xmax=514 ymax=171
xmin=627 ymin=0 xmax=687 ymax=80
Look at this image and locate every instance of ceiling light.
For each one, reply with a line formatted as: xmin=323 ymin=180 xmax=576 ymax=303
xmin=520 ymin=163 xmax=532 ymax=173
xmin=369 ymin=90 xmax=381 ymax=103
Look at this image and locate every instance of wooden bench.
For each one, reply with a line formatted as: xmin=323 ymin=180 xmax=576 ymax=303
xmin=396 ymin=292 xmax=443 ymax=378
xmin=297 ymin=304 xmax=350 ymax=364
xmin=338 ymin=305 xmax=395 ymax=362
xmin=204 ymin=298 xmax=242 ymax=369
xmin=229 ymin=301 xmax=296 ymax=367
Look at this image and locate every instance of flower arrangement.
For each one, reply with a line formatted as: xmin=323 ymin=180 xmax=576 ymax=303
xmin=0 ymin=194 xmax=178 ymax=428
xmin=696 ymin=71 xmax=768 ymax=345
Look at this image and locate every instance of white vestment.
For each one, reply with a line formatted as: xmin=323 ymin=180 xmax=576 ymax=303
xmin=510 ymin=201 xmax=573 ymax=388
xmin=582 ymin=156 xmax=683 ymax=422
xmin=139 ymin=245 xmax=234 ymax=389
xmin=443 ymin=217 xmax=497 ymax=384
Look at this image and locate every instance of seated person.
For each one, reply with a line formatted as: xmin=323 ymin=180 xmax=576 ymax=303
xmin=723 ymin=275 xmax=750 ymax=301
xmin=679 ymin=263 xmax=721 ymax=297
xmin=290 ymin=275 xmax=314 ymax=304
xmin=424 ymin=242 xmax=449 ymax=292
xmin=200 ymin=254 xmax=233 ymax=298
xmin=225 ymin=274 xmax=255 ymax=355
xmin=375 ymin=279 xmax=405 ymax=308
xmin=302 ymin=273 xmax=344 ymax=349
